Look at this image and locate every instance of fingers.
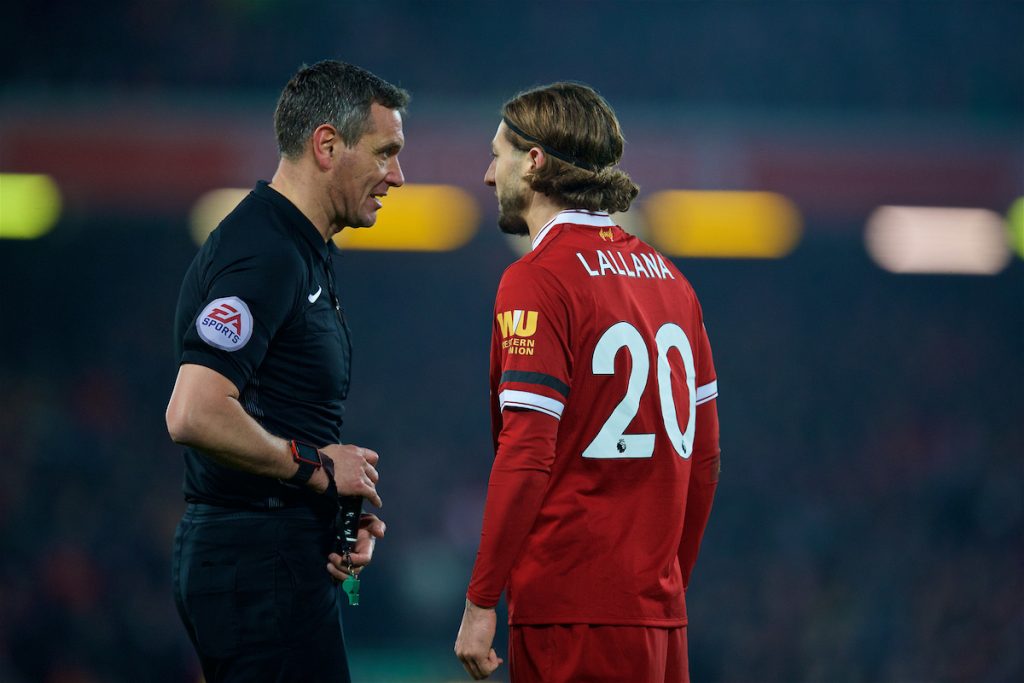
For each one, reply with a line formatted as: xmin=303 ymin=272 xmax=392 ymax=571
xmin=359 ymin=514 xmax=386 ymax=538
xmin=346 ymin=475 xmax=382 ymax=508
xmin=486 ymin=650 xmax=504 ymax=675
xmin=346 ymin=550 xmax=373 ymax=568
xmin=363 ymin=486 xmax=383 ymax=509
xmin=320 ymin=444 xmax=384 ymax=507
xmin=347 ymin=551 xmax=371 ymax=567
xmin=360 ymin=448 xmax=379 ymax=466
xmin=458 ymin=658 xmax=480 ymax=680
xmin=327 ymin=518 xmax=382 ymax=576
xmin=483 ymin=651 xmax=503 ymax=679
xmin=357 ymin=450 xmax=381 ymax=503
xmin=326 ymin=550 xmax=372 ymax=578
xmin=458 ymin=653 xmax=484 ymax=681
xmin=456 ymin=650 xmax=502 ymax=680
xmin=456 ymin=650 xmax=483 ymax=680
xmin=326 ymin=555 xmax=352 ymax=581
xmin=359 ymin=449 xmax=379 ymax=486
xmin=327 ymin=529 xmax=377 ymax=573
xmin=454 ymin=609 xmax=502 ymax=681
xmin=349 ymin=534 xmax=377 ymax=566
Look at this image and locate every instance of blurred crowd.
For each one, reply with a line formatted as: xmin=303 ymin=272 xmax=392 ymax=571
xmin=1 ymin=1 xmax=1021 ymax=681
xmin=0 ymin=221 xmax=1020 ymax=682
xmin=684 ymin=249 xmax=1024 ymax=682
xmin=6 ymin=1 xmax=1022 ymax=117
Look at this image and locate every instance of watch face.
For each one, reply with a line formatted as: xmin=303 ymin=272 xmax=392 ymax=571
xmin=291 ymin=441 xmax=322 ymax=467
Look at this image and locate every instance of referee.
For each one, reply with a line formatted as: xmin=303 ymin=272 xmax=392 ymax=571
xmin=165 ymin=61 xmax=408 ymax=682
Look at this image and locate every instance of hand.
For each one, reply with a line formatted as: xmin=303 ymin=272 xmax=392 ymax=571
xmin=326 ymin=513 xmax=386 ymax=581
xmin=455 ymin=599 xmax=503 ymax=680
xmin=318 ymin=444 xmax=382 ymax=508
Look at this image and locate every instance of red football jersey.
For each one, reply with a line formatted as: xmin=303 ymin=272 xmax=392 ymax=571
xmin=473 ymin=210 xmax=720 ymax=626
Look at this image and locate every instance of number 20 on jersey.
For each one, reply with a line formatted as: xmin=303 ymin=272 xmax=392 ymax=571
xmin=583 ymin=322 xmax=697 ymax=460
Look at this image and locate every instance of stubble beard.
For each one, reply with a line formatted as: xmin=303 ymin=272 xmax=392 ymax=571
xmin=497 ymin=184 xmax=530 ymax=236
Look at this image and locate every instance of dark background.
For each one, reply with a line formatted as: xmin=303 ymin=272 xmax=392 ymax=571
xmin=1 ymin=2 xmax=1021 ymax=682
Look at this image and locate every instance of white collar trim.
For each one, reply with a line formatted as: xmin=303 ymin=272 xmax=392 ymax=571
xmin=531 ymin=210 xmax=616 ymax=251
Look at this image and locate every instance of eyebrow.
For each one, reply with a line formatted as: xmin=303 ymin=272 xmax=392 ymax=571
xmin=376 ymin=140 xmax=403 ymax=155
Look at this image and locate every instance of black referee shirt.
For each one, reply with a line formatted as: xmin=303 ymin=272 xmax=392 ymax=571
xmin=174 ymin=181 xmax=352 ymax=508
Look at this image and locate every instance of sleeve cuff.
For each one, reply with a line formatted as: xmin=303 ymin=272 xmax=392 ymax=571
xmin=466 ymin=589 xmax=499 ymax=609
xmin=179 ymin=352 xmax=246 ymax=394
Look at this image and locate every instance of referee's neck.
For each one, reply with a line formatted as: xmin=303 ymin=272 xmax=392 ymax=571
xmin=270 ymin=162 xmax=334 ymax=242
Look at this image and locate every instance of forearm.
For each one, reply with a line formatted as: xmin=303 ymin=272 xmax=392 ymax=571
xmin=166 ymin=363 xmax=312 ymax=485
xmin=172 ymin=394 xmax=292 ymax=477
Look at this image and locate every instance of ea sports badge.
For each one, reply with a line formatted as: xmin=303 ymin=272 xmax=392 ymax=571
xmin=196 ymin=296 xmax=253 ymax=351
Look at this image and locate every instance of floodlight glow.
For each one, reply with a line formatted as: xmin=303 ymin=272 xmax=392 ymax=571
xmin=334 ymin=184 xmax=478 ymax=251
xmin=865 ymin=206 xmax=1010 ymax=275
xmin=644 ymin=190 xmax=801 ymax=258
xmin=0 ymin=174 xmax=62 ymax=239
xmin=1008 ymin=197 xmax=1024 ymax=259
xmin=189 ymin=188 xmax=250 ymax=246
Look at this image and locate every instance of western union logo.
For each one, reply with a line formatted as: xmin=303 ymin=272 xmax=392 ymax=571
xmin=497 ymin=310 xmax=538 ymax=355
xmin=497 ymin=310 xmax=538 ymax=338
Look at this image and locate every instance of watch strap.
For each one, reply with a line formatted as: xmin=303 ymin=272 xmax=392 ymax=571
xmin=321 ymin=451 xmax=336 ymax=492
xmin=288 ymin=440 xmax=322 ymax=487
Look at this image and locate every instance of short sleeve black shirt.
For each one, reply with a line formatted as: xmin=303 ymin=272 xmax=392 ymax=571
xmin=174 ymin=181 xmax=352 ymax=507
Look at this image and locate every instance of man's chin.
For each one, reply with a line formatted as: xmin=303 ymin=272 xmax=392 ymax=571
xmin=497 ymin=214 xmax=529 ymax=236
xmin=349 ymin=212 xmax=379 ymax=230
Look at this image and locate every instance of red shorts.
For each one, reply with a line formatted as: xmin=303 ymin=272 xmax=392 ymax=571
xmin=508 ymin=624 xmax=688 ymax=683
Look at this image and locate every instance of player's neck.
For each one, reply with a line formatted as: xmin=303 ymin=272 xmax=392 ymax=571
xmin=524 ymin=195 xmax=570 ymax=244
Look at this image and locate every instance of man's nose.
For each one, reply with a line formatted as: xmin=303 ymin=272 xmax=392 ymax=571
xmin=388 ymin=158 xmax=405 ymax=187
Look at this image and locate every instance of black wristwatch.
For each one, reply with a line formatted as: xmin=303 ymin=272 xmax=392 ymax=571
xmin=288 ymin=440 xmax=323 ymax=487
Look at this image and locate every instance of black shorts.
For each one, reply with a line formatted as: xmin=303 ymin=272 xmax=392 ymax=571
xmin=171 ymin=503 xmax=350 ymax=683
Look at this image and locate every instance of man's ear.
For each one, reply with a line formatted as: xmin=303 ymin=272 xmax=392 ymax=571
xmin=527 ymin=146 xmax=547 ymax=172
xmin=311 ymin=124 xmax=340 ymax=170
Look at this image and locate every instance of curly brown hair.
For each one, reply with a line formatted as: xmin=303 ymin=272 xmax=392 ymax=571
xmin=501 ymin=82 xmax=639 ymax=213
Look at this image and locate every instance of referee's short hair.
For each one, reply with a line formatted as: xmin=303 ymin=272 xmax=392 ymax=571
xmin=274 ymin=60 xmax=410 ymax=158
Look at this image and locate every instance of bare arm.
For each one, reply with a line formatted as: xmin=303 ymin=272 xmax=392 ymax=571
xmin=166 ymin=363 xmax=348 ymax=497
xmin=166 ymin=363 xmax=301 ymax=477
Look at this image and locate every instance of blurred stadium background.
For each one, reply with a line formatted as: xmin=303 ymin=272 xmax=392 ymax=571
xmin=1 ymin=1 xmax=1022 ymax=681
